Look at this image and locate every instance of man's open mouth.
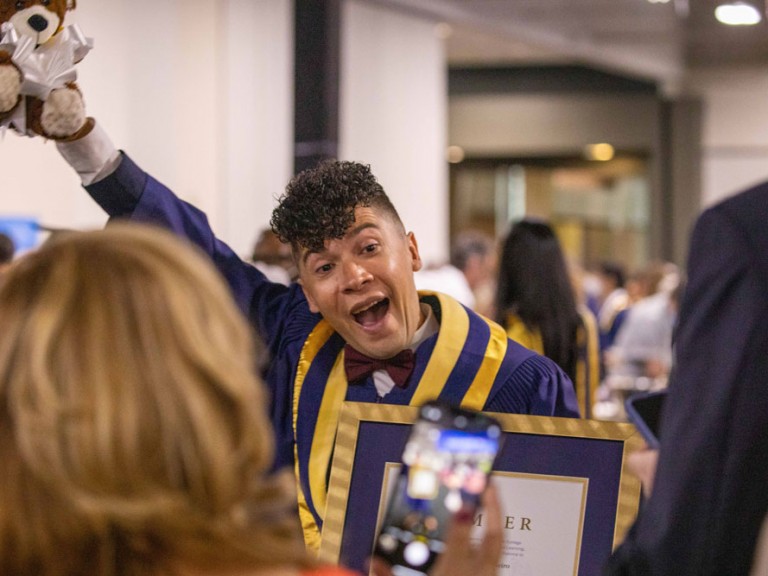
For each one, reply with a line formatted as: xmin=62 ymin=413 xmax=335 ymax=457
xmin=352 ymin=298 xmax=390 ymax=327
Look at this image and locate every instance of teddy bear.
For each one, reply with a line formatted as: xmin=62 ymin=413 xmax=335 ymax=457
xmin=0 ymin=0 xmax=92 ymax=139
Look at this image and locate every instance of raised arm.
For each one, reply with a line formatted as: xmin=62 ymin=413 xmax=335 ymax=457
xmin=55 ymin=122 xmax=307 ymax=352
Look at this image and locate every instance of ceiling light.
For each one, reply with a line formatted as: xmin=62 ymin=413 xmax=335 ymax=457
xmin=715 ymin=2 xmax=762 ymax=25
xmin=647 ymin=0 xmax=671 ymax=4
xmin=584 ymin=143 xmax=615 ymax=162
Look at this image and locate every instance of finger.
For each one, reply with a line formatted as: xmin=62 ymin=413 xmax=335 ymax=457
xmin=627 ymin=449 xmax=659 ymax=497
xmin=428 ymin=510 xmax=475 ymax=576
xmin=443 ymin=505 xmax=475 ymax=547
xmin=479 ymin=483 xmax=503 ymax=568
xmin=367 ymin=556 xmax=394 ymax=576
xmin=431 ymin=485 xmax=503 ymax=576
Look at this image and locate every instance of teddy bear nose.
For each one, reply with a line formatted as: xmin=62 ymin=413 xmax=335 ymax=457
xmin=27 ymin=14 xmax=49 ymax=33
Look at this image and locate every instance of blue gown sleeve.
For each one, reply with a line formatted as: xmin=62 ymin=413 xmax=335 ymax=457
xmin=485 ymin=354 xmax=580 ymax=418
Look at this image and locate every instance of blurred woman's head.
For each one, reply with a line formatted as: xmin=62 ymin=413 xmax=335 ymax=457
xmin=0 ymin=224 xmax=308 ymax=576
xmin=495 ymin=219 xmax=579 ymax=379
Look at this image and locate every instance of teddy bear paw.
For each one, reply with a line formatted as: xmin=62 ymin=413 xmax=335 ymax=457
xmin=41 ymin=86 xmax=86 ymax=138
xmin=0 ymin=65 xmax=22 ymax=113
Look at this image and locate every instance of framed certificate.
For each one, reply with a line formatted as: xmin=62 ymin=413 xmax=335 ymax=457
xmin=319 ymin=402 xmax=642 ymax=576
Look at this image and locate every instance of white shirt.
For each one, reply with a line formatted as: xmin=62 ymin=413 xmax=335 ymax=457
xmin=373 ymin=303 xmax=438 ymax=398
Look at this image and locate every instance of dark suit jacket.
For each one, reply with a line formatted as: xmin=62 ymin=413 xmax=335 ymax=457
xmin=606 ymin=182 xmax=768 ymax=575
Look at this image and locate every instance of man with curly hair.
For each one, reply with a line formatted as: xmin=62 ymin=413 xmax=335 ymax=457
xmin=54 ymin=121 xmax=579 ymax=549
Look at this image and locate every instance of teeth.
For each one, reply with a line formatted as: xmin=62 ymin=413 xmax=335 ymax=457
xmin=353 ymin=299 xmax=382 ymax=315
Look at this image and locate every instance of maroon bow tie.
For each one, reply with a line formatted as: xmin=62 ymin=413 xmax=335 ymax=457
xmin=343 ymin=345 xmax=415 ymax=388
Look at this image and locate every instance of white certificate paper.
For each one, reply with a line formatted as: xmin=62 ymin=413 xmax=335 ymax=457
xmin=376 ymin=466 xmax=588 ymax=576
xmin=479 ymin=472 xmax=588 ymax=576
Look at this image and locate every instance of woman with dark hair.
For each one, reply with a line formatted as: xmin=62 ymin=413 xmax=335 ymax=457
xmin=495 ymin=219 xmax=599 ymax=418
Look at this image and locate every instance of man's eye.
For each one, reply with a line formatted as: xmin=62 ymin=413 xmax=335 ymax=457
xmin=363 ymin=243 xmax=379 ymax=253
xmin=316 ymin=263 xmax=333 ymax=274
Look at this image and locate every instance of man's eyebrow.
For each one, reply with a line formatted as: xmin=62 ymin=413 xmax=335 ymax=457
xmin=348 ymin=222 xmax=379 ymax=237
xmin=301 ymin=222 xmax=381 ymax=266
xmin=302 ymin=249 xmax=321 ymax=266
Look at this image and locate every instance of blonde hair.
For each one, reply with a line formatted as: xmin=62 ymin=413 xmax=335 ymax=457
xmin=0 ymin=224 xmax=312 ymax=576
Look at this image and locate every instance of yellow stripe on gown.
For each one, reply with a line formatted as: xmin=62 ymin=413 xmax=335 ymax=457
xmin=503 ymin=311 xmax=598 ymax=418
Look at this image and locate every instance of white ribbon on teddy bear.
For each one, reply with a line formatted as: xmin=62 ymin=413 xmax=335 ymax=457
xmin=0 ymin=21 xmax=92 ymax=136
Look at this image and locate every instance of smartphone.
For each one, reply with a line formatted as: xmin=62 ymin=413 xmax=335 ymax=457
xmin=625 ymin=389 xmax=667 ymax=449
xmin=373 ymin=401 xmax=502 ymax=576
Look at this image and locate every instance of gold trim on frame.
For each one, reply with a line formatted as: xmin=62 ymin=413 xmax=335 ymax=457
xmin=318 ymin=402 xmax=642 ymax=566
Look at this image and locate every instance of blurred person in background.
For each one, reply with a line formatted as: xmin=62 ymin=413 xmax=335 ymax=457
xmin=605 ymin=178 xmax=768 ymax=576
xmin=495 ymin=219 xmax=599 ymax=418
xmin=602 ymin=265 xmax=664 ymax=360
xmin=414 ymin=229 xmax=497 ymax=312
xmin=604 ymin=261 xmax=680 ymax=387
xmin=0 ymin=223 xmax=502 ymax=576
xmin=0 ymin=232 xmax=14 ymax=274
xmin=593 ymin=263 xmax=680 ymax=421
xmin=596 ymin=261 xmax=629 ymax=355
xmin=250 ymin=227 xmax=296 ymax=285
xmin=413 ymin=262 xmax=475 ymax=308
xmin=449 ymin=230 xmax=498 ymax=318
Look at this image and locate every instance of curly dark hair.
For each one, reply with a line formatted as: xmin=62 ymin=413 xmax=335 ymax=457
xmin=270 ymin=160 xmax=401 ymax=253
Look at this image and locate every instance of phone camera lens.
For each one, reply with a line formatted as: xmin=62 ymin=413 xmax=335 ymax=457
xmin=455 ymin=415 xmax=467 ymax=428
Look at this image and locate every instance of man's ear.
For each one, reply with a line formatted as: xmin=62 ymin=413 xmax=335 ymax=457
xmin=407 ymin=231 xmax=423 ymax=273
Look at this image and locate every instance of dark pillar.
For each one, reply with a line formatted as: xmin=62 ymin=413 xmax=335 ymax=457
xmin=658 ymin=98 xmax=703 ymax=266
xmin=294 ymin=0 xmax=340 ymax=174
xmin=668 ymin=98 xmax=703 ymax=267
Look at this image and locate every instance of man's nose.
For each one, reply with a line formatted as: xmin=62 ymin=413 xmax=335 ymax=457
xmin=341 ymin=260 xmax=372 ymax=291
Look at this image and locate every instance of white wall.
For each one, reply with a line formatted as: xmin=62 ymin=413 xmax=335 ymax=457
xmin=341 ymin=0 xmax=449 ymax=265
xmin=1 ymin=0 xmax=293 ymax=256
xmin=686 ymin=66 xmax=768 ymax=209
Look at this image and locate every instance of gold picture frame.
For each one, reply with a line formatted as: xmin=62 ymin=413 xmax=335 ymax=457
xmin=319 ymin=402 xmax=642 ymax=576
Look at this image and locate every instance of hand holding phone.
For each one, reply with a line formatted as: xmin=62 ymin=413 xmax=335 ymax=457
xmin=427 ymin=483 xmax=503 ymax=576
xmin=369 ymin=483 xmax=503 ymax=576
xmin=625 ymin=390 xmax=666 ymax=497
xmin=625 ymin=389 xmax=667 ymax=450
xmin=626 ymin=448 xmax=659 ymax=498
xmin=372 ymin=401 xmax=502 ymax=576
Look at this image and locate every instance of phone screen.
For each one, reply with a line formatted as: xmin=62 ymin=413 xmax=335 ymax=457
xmin=373 ymin=402 xmax=501 ymax=575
